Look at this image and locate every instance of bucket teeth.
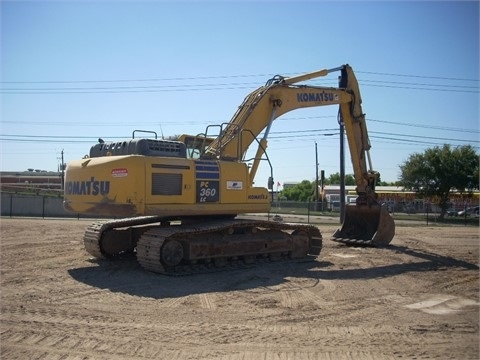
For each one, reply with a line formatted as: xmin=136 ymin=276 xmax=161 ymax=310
xmin=331 ymin=237 xmax=373 ymax=246
xmin=331 ymin=203 xmax=395 ymax=246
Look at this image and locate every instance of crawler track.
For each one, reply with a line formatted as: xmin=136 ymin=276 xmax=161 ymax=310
xmin=83 ymin=216 xmax=163 ymax=258
xmin=83 ymin=217 xmax=322 ymax=275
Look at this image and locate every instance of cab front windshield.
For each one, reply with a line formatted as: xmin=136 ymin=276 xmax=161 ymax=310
xmin=180 ymin=135 xmax=214 ymax=159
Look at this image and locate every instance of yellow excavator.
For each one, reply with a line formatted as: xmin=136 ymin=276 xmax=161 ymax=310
xmin=64 ymin=64 xmax=395 ymax=274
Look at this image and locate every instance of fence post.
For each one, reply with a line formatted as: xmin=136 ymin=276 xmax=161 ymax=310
xmin=307 ymin=200 xmax=310 ymax=224
xmin=426 ymin=201 xmax=429 ymax=225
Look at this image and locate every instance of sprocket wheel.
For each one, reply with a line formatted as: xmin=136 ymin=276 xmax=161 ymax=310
xmin=160 ymin=240 xmax=184 ymax=267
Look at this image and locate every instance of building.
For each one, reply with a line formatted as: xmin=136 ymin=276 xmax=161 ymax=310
xmin=1 ymin=170 xmax=63 ymax=194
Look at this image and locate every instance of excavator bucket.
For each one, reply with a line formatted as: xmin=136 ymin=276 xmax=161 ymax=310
xmin=332 ymin=203 xmax=395 ymax=246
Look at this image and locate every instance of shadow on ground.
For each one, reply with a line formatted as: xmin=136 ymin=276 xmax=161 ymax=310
xmin=68 ymin=244 xmax=478 ymax=300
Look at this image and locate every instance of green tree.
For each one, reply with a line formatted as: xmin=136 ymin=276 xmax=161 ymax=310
xmin=280 ymin=180 xmax=316 ymax=201
xmin=399 ymin=144 xmax=479 ymax=218
xmin=324 ymin=172 xmax=356 ymax=186
xmin=322 ymin=172 xmax=394 ymax=186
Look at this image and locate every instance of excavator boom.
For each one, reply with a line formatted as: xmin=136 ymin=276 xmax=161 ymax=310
xmin=200 ymin=64 xmax=395 ymax=245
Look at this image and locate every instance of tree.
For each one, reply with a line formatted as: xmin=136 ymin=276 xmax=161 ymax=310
xmin=280 ymin=180 xmax=316 ymax=201
xmin=399 ymin=144 xmax=479 ymax=218
xmin=324 ymin=172 xmax=356 ymax=186
xmin=322 ymin=172 xmax=395 ymax=186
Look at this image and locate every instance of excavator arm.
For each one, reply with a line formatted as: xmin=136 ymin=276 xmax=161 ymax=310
xmin=204 ymin=64 xmax=395 ymax=245
xmin=205 ymin=65 xmax=375 ymax=197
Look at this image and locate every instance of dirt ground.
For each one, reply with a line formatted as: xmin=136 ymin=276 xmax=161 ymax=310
xmin=0 ymin=217 xmax=479 ymax=360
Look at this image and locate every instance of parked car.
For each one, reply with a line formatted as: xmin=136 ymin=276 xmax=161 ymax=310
xmin=446 ymin=208 xmax=458 ymax=217
xmin=457 ymin=206 xmax=479 ymax=217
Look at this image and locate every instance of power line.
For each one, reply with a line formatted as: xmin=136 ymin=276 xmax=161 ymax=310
xmin=357 ymin=70 xmax=479 ymax=82
xmin=2 ymin=82 xmax=477 ymax=94
xmin=369 ymin=131 xmax=478 ymax=144
xmin=360 ymin=83 xmax=477 ymax=93
xmin=268 ymin=132 xmax=479 ymax=145
xmin=370 ymin=135 xmax=479 ymax=148
xmin=2 ymin=70 xmax=478 ymax=84
xmin=0 ymin=86 xmax=258 ymax=95
xmin=1 ymin=70 xmax=478 ymax=94
xmin=3 ymin=127 xmax=478 ymax=147
xmin=3 ymin=127 xmax=478 ymax=141
xmin=360 ymin=79 xmax=478 ymax=90
xmin=2 ymin=116 xmax=477 ymax=134
xmin=367 ymin=118 xmax=480 ymax=133
xmin=270 ymin=135 xmax=480 ymax=149
xmin=0 ymin=73 xmax=273 ymax=85
xmin=0 ymin=81 xmax=259 ymax=92
xmin=0 ymin=137 xmax=92 ymax=143
xmin=0 ymin=119 xmax=206 ymax=127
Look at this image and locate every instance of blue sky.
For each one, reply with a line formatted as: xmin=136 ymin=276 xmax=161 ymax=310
xmin=1 ymin=1 xmax=479 ymax=186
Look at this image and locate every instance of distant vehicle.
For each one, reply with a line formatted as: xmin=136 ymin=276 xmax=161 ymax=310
xmin=446 ymin=208 xmax=458 ymax=217
xmin=457 ymin=206 xmax=479 ymax=217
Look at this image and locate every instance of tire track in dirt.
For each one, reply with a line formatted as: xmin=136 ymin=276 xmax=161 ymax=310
xmin=280 ymin=276 xmax=338 ymax=307
xmin=1 ymin=303 xmax=407 ymax=347
xmin=162 ymin=296 xmax=185 ymax=308
xmin=2 ymin=296 xmax=477 ymax=360
xmin=1 ymin=325 xmax=207 ymax=360
xmin=1 ymin=219 xmax=478 ymax=360
xmin=199 ymin=293 xmax=217 ymax=310
xmin=215 ymin=350 xmax=397 ymax=360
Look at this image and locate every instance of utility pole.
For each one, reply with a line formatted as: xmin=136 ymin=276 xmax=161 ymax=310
xmin=320 ymin=169 xmax=325 ymax=211
xmin=338 ymin=76 xmax=345 ymax=224
xmin=61 ymin=149 xmax=65 ymax=190
xmin=339 ymin=114 xmax=345 ymax=223
xmin=315 ymin=142 xmax=319 ymax=211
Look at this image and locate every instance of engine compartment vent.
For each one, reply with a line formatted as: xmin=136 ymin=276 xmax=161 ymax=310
xmin=89 ymin=139 xmax=187 ymax=158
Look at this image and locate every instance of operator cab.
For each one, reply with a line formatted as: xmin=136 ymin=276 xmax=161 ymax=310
xmin=180 ymin=134 xmax=215 ymax=159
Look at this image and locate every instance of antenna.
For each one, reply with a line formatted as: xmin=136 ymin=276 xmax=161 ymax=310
xmin=159 ymin=124 xmax=165 ymax=139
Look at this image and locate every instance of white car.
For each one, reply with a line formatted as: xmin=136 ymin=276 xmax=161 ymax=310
xmin=457 ymin=206 xmax=479 ymax=217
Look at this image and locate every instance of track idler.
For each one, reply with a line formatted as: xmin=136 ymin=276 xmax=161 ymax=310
xmin=332 ymin=203 xmax=395 ymax=246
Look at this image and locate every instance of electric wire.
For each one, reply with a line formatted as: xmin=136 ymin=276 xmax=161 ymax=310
xmin=1 ymin=70 xmax=478 ymax=94
xmin=1 ymin=71 xmax=478 ymax=164
xmin=1 ymin=116 xmax=478 ymax=134
xmin=2 ymin=128 xmax=478 ymax=148
xmin=2 ymin=70 xmax=478 ymax=84
xmin=1 ymin=82 xmax=477 ymax=94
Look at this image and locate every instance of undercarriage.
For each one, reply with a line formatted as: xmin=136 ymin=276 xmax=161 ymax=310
xmin=83 ymin=216 xmax=322 ymax=275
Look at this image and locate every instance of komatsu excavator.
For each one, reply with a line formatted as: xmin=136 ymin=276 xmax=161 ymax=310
xmin=64 ymin=64 xmax=395 ymax=274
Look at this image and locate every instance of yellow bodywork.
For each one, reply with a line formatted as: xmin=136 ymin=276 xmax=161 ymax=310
xmin=64 ymin=154 xmax=270 ymax=217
